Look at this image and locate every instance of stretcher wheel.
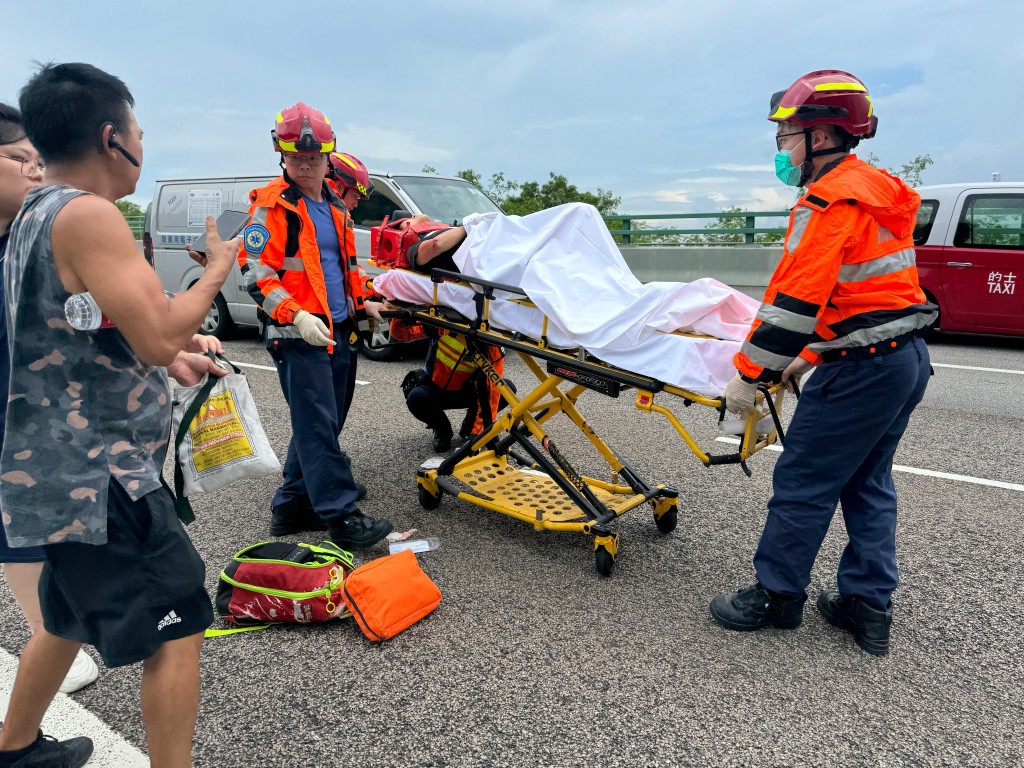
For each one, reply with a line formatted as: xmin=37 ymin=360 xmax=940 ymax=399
xmin=418 ymin=485 xmax=442 ymax=510
xmin=594 ymin=546 xmax=615 ymax=577
xmin=654 ymin=502 xmax=678 ymax=534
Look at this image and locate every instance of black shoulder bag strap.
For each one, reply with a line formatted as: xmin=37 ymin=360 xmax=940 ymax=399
xmin=171 ymin=351 xmax=241 ymax=524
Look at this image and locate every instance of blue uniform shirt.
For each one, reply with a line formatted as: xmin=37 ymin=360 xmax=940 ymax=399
xmin=301 ymin=194 xmax=348 ymax=323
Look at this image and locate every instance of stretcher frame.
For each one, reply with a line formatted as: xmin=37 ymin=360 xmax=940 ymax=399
xmin=376 ymin=268 xmax=787 ymax=577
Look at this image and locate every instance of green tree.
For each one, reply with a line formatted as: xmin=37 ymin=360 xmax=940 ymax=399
xmin=502 ymin=173 xmax=619 ymax=216
xmin=115 ymin=199 xmax=143 ymax=218
xmin=421 ymin=164 xmax=438 ymax=174
xmin=454 ymin=169 xmax=619 ymax=216
xmin=862 ymin=153 xmax=933 ymax=187
xmin=115 ymin=199 xmax=144 ymax=237
xmin=455 ymin=169 xmax=520 ymax=206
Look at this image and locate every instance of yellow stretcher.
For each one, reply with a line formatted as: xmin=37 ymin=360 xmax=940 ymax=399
xmin=376 ymin=269 xmax=787 ymax=577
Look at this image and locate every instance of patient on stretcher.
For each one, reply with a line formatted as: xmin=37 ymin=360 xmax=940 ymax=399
xmin=373 ymin=203 xmax=761 ymax=395
xmin=391 ymin=213 xmax=468 ymax=274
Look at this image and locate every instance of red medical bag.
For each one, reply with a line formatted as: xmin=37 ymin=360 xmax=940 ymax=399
xmin=370 ymin=216 xmax=450 ymax=270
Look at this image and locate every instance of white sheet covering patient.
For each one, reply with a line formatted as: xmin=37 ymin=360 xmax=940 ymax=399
xmin=374 ymin=203 xmax=760 ymax=395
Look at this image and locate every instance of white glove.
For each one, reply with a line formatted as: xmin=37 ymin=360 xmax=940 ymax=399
xmin=782 ymin=357 xmax=813 ymax=394
xmin=723 ymin=373 xmax=758 ymax=415
xmin=292 ymin=310 xmax=335 ymax=347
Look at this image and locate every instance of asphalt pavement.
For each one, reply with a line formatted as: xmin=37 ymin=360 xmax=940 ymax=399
xmin=1 ymin=330 xmax=1022 ymax=768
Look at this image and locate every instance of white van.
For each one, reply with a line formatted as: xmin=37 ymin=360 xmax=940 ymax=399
xmin=145 ymin=172 xmax=502 ymax=354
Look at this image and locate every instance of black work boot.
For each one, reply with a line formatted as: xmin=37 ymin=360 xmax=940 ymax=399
xmin=710 ymin=582 xmax=807 ymax=631
xmin=270 ymin=497 xmax=327 ymax=536
xmin=327 ymin=511 xmax=393 ymax=549
xmin=817 ymin=591 xmax=892 ymax=656
xmin=0 ymin=730 xmax=93 ymax=767
xmin=431 ymin=425 xmax=453 ymax=453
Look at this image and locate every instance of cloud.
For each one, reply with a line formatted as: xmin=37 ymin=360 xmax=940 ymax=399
xmin=713 ymin=164 xmax=774 ymax=173
xmin=654 ymin=189 xmax=692 ymax=204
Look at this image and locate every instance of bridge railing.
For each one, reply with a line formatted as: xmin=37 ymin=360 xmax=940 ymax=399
xmin=604 ymin=210 xmax=790 ymax=245
xmin=124 ymin=213 xmax=145 ymax=238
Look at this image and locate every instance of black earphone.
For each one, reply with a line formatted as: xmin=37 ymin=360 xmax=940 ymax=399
xmin=98 ymin=121 xmax=140 ymax=168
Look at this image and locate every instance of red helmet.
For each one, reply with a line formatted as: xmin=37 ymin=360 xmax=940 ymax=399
xmin=328 ymin=152 xmax=373 ymax=199
xmin=271 ymin=102 xmax=336 ymax=154
xmin=768 ymin=70 xmax=877 ymax=139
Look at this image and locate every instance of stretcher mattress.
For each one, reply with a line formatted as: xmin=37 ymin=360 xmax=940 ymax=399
xmin=374 ymin=203 xmax=760 ymax=395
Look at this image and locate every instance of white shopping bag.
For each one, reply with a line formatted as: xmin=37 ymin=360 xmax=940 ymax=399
xmin=171 ymin=354 xmax=280 ymax=519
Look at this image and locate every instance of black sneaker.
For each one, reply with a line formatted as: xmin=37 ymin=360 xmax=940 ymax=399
xmin=710 ymin=582 xmax=806 ymax=631
xmin=270 ymin=498 xmax=327 ymax=537
xmin=817 ymin=591 xmax=892 ymax=656
xmin=431 ymin=428 xmax=452 ymax=453
xmin=327 ymin=511 xmax=393 ymax=549
xmin=0 ymin=731 xmax=93 ymax=767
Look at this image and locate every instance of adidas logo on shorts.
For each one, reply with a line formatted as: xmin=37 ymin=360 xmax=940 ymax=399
xmin=157 ymin=610 xmax=183 ymax=631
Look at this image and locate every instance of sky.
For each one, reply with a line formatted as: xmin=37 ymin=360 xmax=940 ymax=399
xmin=3 ymin=0 xmax=1022 ymax=214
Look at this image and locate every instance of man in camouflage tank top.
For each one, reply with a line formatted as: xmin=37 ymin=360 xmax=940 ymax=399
xmin=0 ymin=64 xmax=239 ymax=768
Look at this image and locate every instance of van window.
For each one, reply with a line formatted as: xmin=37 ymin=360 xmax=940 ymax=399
xmin=353 ymin=184 xmax=405 ymax=229
xmin=391 ymin=176 xmax=502 ymax=225
xmin=954 ymin=194 xmax=1024 ymax=249
xmin=913 ymin=200 xmax=939 ymax=246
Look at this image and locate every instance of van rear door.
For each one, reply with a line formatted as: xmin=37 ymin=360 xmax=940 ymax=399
xmin=940 ymin=191 xmax=1024 ymax=333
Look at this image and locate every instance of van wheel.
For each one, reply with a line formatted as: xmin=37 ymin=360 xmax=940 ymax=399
xmin=359 ymin=319 xmax=400 ymax=361
xmin=200 ymin=293 xmax=235 ymax=339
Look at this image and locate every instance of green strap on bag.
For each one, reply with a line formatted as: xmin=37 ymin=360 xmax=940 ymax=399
xmin=171 ymin=351 xmax=240 ymax=524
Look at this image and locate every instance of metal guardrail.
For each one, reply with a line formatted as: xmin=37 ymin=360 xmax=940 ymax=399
xmin=604 ymin=210 xmax=790 ymax=245
xmin=124 ymin=213 xmax=145 ymax=238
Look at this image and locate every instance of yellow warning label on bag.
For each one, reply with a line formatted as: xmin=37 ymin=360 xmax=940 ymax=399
xmin=189 ymin=390 xmax=256 ymax=473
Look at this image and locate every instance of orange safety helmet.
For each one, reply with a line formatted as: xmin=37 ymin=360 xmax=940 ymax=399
xmin=271 ymin=102 xmax=336 ymax=154
xmin=768 ymin=70 xmax=877 ymax=139
xmin=328 ymin=152 xmax=374 ymax=199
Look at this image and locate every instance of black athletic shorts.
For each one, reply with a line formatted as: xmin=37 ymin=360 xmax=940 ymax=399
xmin=40 ymin=479 xmax=213 ymax=668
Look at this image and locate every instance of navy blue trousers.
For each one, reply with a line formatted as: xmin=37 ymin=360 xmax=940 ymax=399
xmin=267 ymin=326 xmax=359 ymax=523
xmin=754 ymin=337 xmax=931 ymax=610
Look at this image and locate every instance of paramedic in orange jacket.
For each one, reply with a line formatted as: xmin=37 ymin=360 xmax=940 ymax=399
xmin=710 ymin=71 xmax=936 ymax=656
xmin=404 ymin=330 xmax=507 ymax=453
xmin=238 ymin=102 xmax=392 ymax=549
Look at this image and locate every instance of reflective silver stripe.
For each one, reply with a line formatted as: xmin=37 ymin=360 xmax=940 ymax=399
xmin=838 ymin=247 xmax=917 ymax=283
xmin=248 ymin=264 xmax=277 ymax=283
xmin=808 ymin=311 xmax=938 ymax=351
xmin=785 ymin=206 xmax=812 ymax=252
xmin=251 ymin=207 xmax=268 ymax=226
xmin=739 ymin=340 xmax=794 ymax=373
xmin=262 ymin=287 xmax=291 ymax=315
xmin=266 ymin=325 xmax=304 ymax=340
xmin=282 ymin=257 xmax=305 ymax=272
xmin=756 ymin=304 xmax=818 ymax=335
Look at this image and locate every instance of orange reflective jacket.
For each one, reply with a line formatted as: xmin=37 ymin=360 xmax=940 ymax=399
xmin=429 ymin=331 xmax=505 ymax=432
xmin=735 ymin=156 xmax=937 ymax=382
xmin=238 ymin=176 xmax=368 ymax=344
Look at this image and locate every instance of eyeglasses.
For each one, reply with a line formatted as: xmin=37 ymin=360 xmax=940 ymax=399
xmin=0 ymin=154 xmax=46 ymax=176
xmin=283 ymin=153 xmax=326 ymax=167
xmin=775 ymin=131 xmax=804 ymax=150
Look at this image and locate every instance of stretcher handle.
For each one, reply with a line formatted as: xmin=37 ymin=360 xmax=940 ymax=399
xmin=757 ymin=382 xmax=797 ymax=447
xmin=429 ymin=268 xmax=527 ymax=297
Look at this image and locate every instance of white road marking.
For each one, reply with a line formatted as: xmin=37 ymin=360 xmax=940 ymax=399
xmin=715 ymin=437 xmax=1024 ymax=492
xmin=0 ymin=649 xmax=149 ymax=766
xmin=932 ymin=363 xmax=1024 ymax=375
xmin=233 ymin=361 xmax=370 ymax=385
